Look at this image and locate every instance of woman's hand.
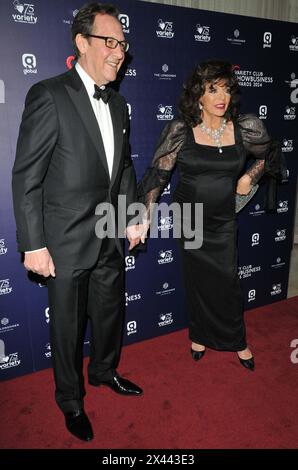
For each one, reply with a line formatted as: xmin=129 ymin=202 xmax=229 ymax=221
xmin=236 ymin=174 xmax=253 ymax=195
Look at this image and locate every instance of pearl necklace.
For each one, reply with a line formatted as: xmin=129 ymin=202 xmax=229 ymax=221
xmin=199 ymin=118 xmax=227 ymax=154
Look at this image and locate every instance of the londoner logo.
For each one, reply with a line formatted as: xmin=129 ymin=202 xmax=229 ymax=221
xmin=12 ymin=1 xmax=37 ymax=24
xmin=194 ymin=24 xmax=211 ymax=42
xmin=157 ymin=104 xmax=174 ymax=121
xmin=156 ymin=19 xmax=174 ymax=38
xmin=227 ymin=29 xmax=246 ymax=45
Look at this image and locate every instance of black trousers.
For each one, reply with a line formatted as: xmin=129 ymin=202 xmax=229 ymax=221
xmin=47 ymin=238 xmax=125 ymax=413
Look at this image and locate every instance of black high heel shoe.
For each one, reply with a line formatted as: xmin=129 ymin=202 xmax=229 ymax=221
xmin=190 ymin=348 xmax=206 ymax=361
xmin=238 ymin=355 xmax=255 ymax=371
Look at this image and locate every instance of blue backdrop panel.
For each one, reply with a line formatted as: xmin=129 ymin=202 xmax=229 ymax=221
xmin=0 ymin=0 xmax=297 ymax=379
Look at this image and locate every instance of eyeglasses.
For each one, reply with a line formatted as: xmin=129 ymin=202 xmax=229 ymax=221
xmin=85 ymin=34 xmax=129 ymax=53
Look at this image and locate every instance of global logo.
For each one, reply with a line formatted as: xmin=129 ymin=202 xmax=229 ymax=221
xmin=248 ymin=289 xmax=256 ymax=302
xmin=22 ymin=53 xmax=37 ymax=75
xmin=119 ymin=14 xmax=130 ymax=33
xmin=259 ymin=105 xmax=267 ymax=119
xmin=251 ymin=233 xmax=260 ymax=246
xmin=127 ymin=320 xmax=137 ymax=336
xmin=263 ymin=32 xmax=272 ymax=48
xmin=125 ymin=255 xmax=135 ymax=271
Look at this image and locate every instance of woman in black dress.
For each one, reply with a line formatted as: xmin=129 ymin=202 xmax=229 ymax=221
xmin=138 ymin=60 xmax=285 ymax=371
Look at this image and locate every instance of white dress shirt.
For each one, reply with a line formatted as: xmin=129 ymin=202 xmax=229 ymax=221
xmin=26 ymin=63 xmax=114 ymax=254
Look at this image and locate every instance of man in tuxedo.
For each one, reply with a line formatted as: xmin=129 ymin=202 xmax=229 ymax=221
xmin=12 ymin=3 xmax=143 ymax=442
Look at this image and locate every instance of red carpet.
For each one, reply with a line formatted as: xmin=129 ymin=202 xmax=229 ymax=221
xmin=1 ymin=297 xmax=298 ymax=449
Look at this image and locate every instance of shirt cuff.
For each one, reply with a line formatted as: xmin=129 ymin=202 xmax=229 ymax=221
xmin=25 ymin=247 xmax=47 ymax=254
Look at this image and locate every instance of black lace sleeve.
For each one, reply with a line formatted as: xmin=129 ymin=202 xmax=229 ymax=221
xmin=137 ymin=119 xmax=187 ymax=222
xmin=238 ymin=114 xmax=270 ymax=184
xmin=238 ymin=114 xmax=288 ymax=209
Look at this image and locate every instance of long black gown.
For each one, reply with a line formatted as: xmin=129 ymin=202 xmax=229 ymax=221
xmin=138 ymin=115 xmax=275 ymax=351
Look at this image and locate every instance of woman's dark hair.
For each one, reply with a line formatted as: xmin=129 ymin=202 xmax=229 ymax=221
xmin=71 ymin=2 xmax=120 ymax=59
xmin=178 ymin=60 xmax=240 ymax=127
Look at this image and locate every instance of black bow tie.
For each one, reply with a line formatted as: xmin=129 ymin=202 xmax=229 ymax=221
xmin=93 ymin=84 xmax=111 ymax=103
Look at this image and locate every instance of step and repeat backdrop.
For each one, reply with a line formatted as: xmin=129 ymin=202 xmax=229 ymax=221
xmin=0 ymin=0 xmax=297 ymax=379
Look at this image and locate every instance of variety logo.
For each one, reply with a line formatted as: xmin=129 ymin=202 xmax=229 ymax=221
xmin=22 ymin=53 xmax=37 ymax=75
xmin=125 ymin=292 xmax=141 ymax=306
xmin=0 ymin=339 xmax=21 ymax=370
xmin=156 ymin=19 xmax=174 ymax=39
xmin=45 ymin=342 xmax=51 ymax=358
xmin=125 ymin=255 xmax=135 ymax=272
xmin=194 ymin=24 xmax=211 ymax=42
xmin=119 ymin=14 xmax=130 ymax=33
xmin=289 ymin=35 xmax=298 ymax=51
xmin=127 ymin=320 xmax=137 ymax=336
xmin=0 ymin=80 xmax=5 ymax=104
xmin=282 ymin=139 xmax=293 ymax=152
xmin=227 ymin=29 xmax=246 ymax=45
xmin=275 ymin=229 xmax=286 ymax=242
xmin=251 ymin=233 xmax=260 ymax=246
xmin=284 ymin=106 xmax=296 ymax=120
xmin=158 ymin=250 xmax=173 ymax=265
xmin=259 ymin=104 xmax=268 ymax=119
xmin=277 ymin=200 xmax=288 ymax=213
xmin=271 ymin=283 xmax=282 ymax=296
xmin=248 ymin=289 xmax=256 ymax=302
xmin=156 ymin=104 xmax=174 ymax=121
xmin=263 ymin=31 xmax=272 ymax=48
xmin=238 ymin=264 xmax=261 ymax=279
xmin=154 ymin=64 xmax=177 ymax=81
xmin=158 ymin=215 xmax=173 ymax=231
xmin=155 ymin=282 xmax=175 ymax=296
xmin=0 ymin=279 xmax=12 ymax=296
xmin=12 ymin=1 xmax=37 ymax=24
xmin=0 ymin=239 xmax=8 ymax=255
xmin=158 ymin=312 xmax=173 ymax=327
xmin=234 ymin=66 xmax=273 ymax=88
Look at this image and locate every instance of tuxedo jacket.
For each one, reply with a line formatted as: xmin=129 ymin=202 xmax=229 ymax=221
xmin=12 ymin=67 xmax=137 ymax=268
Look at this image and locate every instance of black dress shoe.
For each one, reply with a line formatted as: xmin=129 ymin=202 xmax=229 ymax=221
xmin=190 ymin=347 xmax=206 ymax=361
xmin=64 ymin=409 xmax=94 ymax=441
xmin=238 ymin=355 xmax=255 ymax=371
xmin=89 ymin=373 xmax=143 ymax=396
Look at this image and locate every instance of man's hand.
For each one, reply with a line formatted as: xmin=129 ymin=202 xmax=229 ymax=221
xmin=236 ymin=174 xmax=253 ymax=195
xmin=126 ymin=224 xmax=149 ymax=251
xmin=24 ymin=248 xmax=56 ymax=277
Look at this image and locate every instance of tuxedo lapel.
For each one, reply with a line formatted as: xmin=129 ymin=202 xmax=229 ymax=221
xmin=64 ymin=68 xmax=110 ymax=180
xmin=109 ymin=93 xmax=123 ymax=187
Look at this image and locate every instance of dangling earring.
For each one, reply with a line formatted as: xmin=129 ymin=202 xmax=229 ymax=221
xmin=199 ymin=103 xmax=203 ymax=110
